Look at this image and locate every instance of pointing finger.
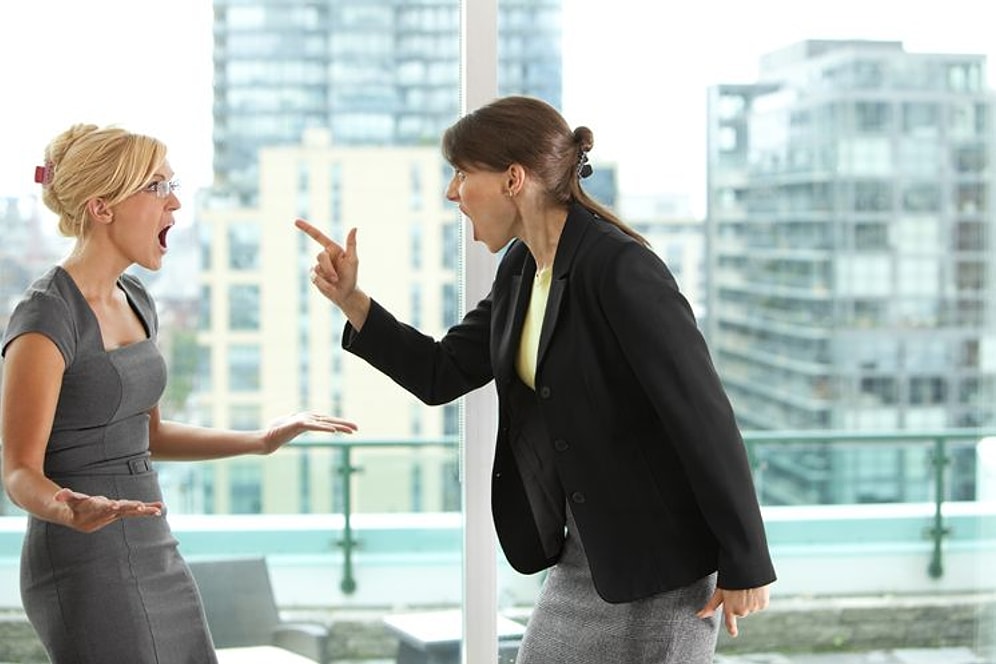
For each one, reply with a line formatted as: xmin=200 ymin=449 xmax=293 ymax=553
xmin=294 ymin=219 xmax=335 ymax=249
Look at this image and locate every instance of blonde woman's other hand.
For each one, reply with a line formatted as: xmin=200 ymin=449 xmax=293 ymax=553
xmin=54 ymin=487 xmax=163 ymax=533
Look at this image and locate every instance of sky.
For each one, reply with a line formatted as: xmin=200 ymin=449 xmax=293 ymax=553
xmin=1 ymin=0 xmax=994 ymax=220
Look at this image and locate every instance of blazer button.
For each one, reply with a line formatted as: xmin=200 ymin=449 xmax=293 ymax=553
xmin=538 ymin=386 xmax=551 ymax=399
xmin=571 ymin=491 xmax=586 ymax=504
xmin=553 ymin=439 xmax=569 ymax=452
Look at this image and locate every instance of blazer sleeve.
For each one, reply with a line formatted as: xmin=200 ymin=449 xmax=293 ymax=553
xmin=599 ymin=241 xmax=776 ymax=590
xmin=342 ymin=294 xmax=495 ymax=406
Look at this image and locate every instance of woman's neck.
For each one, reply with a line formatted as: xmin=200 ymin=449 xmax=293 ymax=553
xmin=520 ymin=204 xmax=569 ymax=272
xmin=60 ymin=245 xmax=125 ymax=304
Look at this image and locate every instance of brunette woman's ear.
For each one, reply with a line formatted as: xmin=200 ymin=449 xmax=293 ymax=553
xmin=506 ymin=163 xmax=526 ymax=197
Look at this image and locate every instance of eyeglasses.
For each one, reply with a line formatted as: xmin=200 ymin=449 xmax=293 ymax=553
xmin=141 ymin=179 xmax=181 ymax=199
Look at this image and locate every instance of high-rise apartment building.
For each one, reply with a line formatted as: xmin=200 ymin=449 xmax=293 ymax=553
xmin=212 ymin=0 xmax=563 ymax=205
xmin=180 ymin=131 xmax=462 ymax=514
xmin=183 ymin=1 xmax=563 ymax=514
xmin=706 ymin=41 xmax=996 ymax=504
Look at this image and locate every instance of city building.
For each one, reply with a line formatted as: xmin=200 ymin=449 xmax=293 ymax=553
xmin=178 ymin=131 xmax=463 ymax=515
xmin=212 ymin=0 xmax=563 ymax=205
xmin=181 ymin=0 xmax=566 ymax=515
xmin=705 ymin=40 xmax=996 ymax=504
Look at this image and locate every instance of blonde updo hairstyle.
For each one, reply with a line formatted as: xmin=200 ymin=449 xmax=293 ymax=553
xmin=41 ymin=124 xmax=167 ymax=237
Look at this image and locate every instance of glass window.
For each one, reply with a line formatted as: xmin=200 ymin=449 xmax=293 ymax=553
xmin=198 ymin=284 xmax=212 ymax=331
xmin=854 ymin=222 xmax=889 ymax=250
xmin=228 ymin=343 xmax=261 ymax=392
xmin=228 ymin=222 xmax=261 ymax=270
xmin=854 ymin=101 xmax=891 ymax=133
xmin=3 ymin=4 xmax=995 ymax=664
xmin=410 ymin=221 xmax=422 ymax=270
xmin=955 ymin=221 xmax=985 ymax=250
xmin=901 ymin=184 xmax=941 ymax=213
xmin=228 ymin=284 xmax=260 ymax=330
xmin=194 ymin=345 xmax=212 ymax=393
xmin=902 ymin=102 xmax=940 ymax=135
xmin=853 ymin=180 xmax=893 ymax=211
xmin=837 ymin=255 xmax=892 ymax=296
xmin=894 ymin=215 xmax=940 ymax=252
xmin=228 ymin=460 xmax=263 ymax=513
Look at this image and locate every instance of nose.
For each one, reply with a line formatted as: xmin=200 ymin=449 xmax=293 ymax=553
xmin=445 ymin=175 xmax=459 ymax=202
xmin=167 ymin=192 xmax=182 ymax=211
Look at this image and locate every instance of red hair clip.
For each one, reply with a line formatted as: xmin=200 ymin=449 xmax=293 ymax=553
xmin=34 ymin=162 xmax=53 ymax=186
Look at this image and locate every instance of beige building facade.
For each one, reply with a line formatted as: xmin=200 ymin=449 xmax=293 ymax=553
xmin=191 ymin=130 xmax=464 ymax=515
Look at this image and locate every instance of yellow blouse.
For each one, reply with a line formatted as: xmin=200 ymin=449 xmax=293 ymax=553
xmin=515 ymin=266 xmax=552 ymax=390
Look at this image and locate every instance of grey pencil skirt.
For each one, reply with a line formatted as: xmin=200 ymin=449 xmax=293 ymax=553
xmin=20 ymin=471 xmax=217 ymax=664
xmin=515 ymin=509 xmax=719 ymax=664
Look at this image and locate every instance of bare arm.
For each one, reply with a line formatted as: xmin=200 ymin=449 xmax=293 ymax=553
xmin=148 ymin=406 xmax=357 ymax=461
xmin=1 ymin=333 xmax=161 ymax=531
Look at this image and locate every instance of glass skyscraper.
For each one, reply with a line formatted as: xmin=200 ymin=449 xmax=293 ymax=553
xmin=706 ymin=41 xmax=996 ymax=504
xmin=212 ymin=0 xmax=563 ymax=205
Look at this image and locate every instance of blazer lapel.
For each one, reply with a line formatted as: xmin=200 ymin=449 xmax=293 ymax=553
xmin=536 ymin=204 xmax=590 ymax=369
xmin=495 ymin=244 xmax=535 ymax=386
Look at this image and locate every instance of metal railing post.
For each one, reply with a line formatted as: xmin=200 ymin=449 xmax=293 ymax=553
xmin=338 ymin=444 xmax=358 ymax=594
xmin=926 ymin=436 xmax=950 ymax=579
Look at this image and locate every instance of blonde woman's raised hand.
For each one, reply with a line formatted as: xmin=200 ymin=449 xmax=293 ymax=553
xmin=260 ymin=411 xmax=359 ymax=455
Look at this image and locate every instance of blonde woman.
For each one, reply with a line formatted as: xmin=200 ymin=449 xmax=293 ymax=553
xmin=1 ymin=124 xmax=357 ymax=663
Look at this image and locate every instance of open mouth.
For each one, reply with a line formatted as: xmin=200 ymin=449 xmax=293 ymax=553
xmin=158 ymin=224 xmax=173 ymax=250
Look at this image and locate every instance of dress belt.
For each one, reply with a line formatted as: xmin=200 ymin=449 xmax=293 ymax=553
xmin=126 ymin=457 xmax=154 ymax=474
xmin=47 ymin=455 xmax=154 ymax=477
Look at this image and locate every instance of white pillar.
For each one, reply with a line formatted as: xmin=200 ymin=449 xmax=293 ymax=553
xmin=460 ymin=2 xmax=500 ymax=663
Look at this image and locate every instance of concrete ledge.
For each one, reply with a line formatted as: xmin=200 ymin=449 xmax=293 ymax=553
xmin=0 ymin=614 xmax=47 ymax=664
xmin=3 ymin=594 xmax=994 ymax=663
xmin=716 ymin=592 xmax=996 ymax=655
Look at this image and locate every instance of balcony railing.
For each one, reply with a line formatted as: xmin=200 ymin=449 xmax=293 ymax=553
xmin=287 ymin=428 xmax=996 ymax=596
xmin=1 ymin=428 xmax=995 ymax=608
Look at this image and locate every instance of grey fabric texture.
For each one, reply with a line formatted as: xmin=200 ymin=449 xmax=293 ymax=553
xmin=4 ymin=267 xmax=217 ymax=664
xmin=516 ymin=507 xmax=719 ymax=664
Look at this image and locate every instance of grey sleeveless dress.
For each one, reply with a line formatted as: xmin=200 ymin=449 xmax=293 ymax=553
xmin=2 ymin=266 xmax=217 ymax=664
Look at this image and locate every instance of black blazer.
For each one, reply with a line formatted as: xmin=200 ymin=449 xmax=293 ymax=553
xmin=344 ymin=203 xmax=776 ymax=603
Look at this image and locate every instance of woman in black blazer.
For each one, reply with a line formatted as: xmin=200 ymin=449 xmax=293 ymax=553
xmin=297 ymin=95 xmax=775 ymax=663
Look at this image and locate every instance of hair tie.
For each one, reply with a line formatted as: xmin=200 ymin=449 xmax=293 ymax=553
xmin=577 ymin=150 xmax=593 ymax=179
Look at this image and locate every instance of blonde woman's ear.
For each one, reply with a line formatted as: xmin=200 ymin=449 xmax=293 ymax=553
xmin=86 ymin=198 xmax=114 ymax=224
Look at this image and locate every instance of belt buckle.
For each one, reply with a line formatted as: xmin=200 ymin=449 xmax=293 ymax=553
xmin=127 ymin=457 xmax=152 ymax=474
